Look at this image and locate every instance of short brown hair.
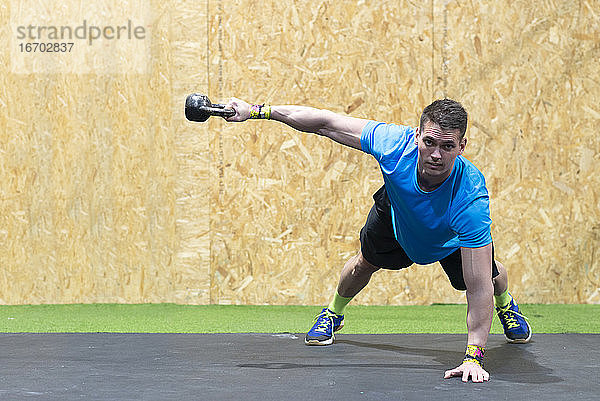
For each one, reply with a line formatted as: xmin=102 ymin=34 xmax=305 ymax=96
xmin=419 ymin=99 xmax=468 ymax=139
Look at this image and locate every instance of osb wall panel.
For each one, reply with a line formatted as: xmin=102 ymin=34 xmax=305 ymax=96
xmin=170 ymin=1 xmax=212 ymax=304
xmin=1 ymin=1 xmax=179 ymax=304
xmin=0 ymin=0 xmax=598 ymax=305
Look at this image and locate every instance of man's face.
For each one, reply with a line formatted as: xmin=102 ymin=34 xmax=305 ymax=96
xmin=415 ymin=121 xmax=466 ymax=185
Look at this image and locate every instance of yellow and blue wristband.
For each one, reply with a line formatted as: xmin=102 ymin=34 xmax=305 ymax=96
xmin=249 ymin=104 xmax=271 ymax=120
xmin=463 ymin=344 xmax=485 ymax=368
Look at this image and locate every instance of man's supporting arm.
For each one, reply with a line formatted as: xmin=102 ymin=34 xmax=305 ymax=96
xmin=444 ymin=243 xmax=494 ymax=382
xmin=462 ymin=243 xmax=494 ymax=347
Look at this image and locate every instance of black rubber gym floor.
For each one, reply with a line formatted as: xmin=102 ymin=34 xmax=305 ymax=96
xmin=1 ymin=333 xmax=598 ymax=400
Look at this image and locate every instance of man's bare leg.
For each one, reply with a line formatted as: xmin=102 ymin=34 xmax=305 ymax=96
xmin=305 ymin=251 xmax=380 ymax=345
xmin=492 ymin=259 xmax=532 ymax=343
xmin=492 ymin=260 xmax=508 ymax=296
xmin=336 ymin=251 xmax=381 ymax=298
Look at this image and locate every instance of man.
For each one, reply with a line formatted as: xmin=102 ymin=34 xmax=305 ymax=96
xmin=224 ymin=98 xmax=531 ymax=383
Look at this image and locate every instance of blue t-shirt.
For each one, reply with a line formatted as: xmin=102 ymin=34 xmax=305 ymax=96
xmin=360 ymin=120 xmax=492 ymax=264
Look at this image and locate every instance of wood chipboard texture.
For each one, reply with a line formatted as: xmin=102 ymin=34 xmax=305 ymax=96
xmin=0 ymin=0 xmax=598 ymax=305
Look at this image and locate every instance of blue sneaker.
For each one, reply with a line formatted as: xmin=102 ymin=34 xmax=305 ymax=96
xmin=496 ymin=293 xmax=532 ymax=343
xmin=304 ymin=308 xmax=345 ymax=346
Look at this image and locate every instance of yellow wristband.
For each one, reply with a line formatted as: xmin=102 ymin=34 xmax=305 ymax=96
xmin=462 ymin=356 xmax=483 ymax=367
xmin=249 ymin=104 xmax=271 ymax=119
xmin=463 ymin=344 xmax=485 ymax=368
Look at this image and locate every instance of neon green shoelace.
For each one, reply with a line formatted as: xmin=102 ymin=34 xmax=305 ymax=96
xmin=313 ymin=311 xmax=335 ymax=333
xmin=498 ymin=305 xmax=528 ymax=329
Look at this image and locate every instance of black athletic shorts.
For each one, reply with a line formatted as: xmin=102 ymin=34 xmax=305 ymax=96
xmin=359 ymin=185 xmax=499 ymax=291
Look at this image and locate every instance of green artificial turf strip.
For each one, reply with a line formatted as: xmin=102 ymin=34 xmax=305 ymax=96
xmin=0 ymin=304 xmax=598 ymax=334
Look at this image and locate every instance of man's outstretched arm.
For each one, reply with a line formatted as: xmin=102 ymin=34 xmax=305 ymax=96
xmin=225 ymin=98 xmax=369 ymax=150
xmin=444 ymin=243 xmax=494 ymax=382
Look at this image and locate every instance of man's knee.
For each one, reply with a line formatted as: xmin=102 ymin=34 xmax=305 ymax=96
xmin=351 ymin=252 xmax=380 ymax=277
